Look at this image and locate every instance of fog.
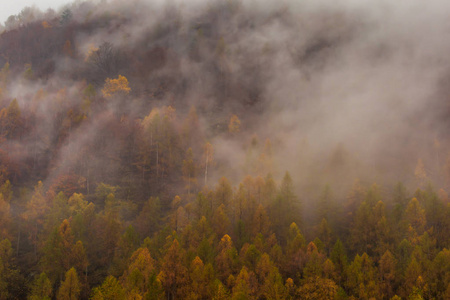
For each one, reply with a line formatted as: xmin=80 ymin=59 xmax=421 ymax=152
xmin=2 ymin=0 xmax=450 ymax=204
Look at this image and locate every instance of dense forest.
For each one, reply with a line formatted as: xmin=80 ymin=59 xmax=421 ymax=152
xmin=0 ymin=0 xmax=449 ymax=299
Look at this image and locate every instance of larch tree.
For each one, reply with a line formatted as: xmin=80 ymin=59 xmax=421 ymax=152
xmin=262 ymin=173 xmax=277 ymax=206
xmin=346 ymin=253 xmax=380 ymax=299
xmin=156 ymin=111 xmax=182 ymax=188
xmin=284 ymin=222 xmax=306 ymax=279
xmin=232 ymin=182 xmax=249 ymax=225
xmin=373 ymin=200 xmax=392 ymax=258
xmin=110 ymin=225 xmax=140 ymax=277
xmin=393 ymin=181 xmax=409 ymax=216
xmin=135 ymin=197 xmax=162 ymax=239
xmin=296 ymin=276 xmax=338 ymax=300
xmin=271 ymin=172 xmax=300 ymax=244
xmin=303 ymin=242 xmax=325 ymax=279
xmin=91 ymin=276 xmax=125 ymax=300
xmin=182 ymin=148 xmax=197 ymax=198
xmin=137 ymin=110 xmax=159 ymax=185
xmin=255 ymin=253 xmax=286 ymax=299
xmin=212 ymin=204 xmax=231 ymax=239
xmin=28 ymin=272 xmax=52 ymax=300
xmin=231 ymin=266 xmax=256 ymax=300
xmin=428 ymin=248 xmax=450 ymax=299
xmin=159 ymin=239 xmax=188 ymax=299
xmin=41 ymin=219 xmax=88 ymax=286
xmin=0 ymin=239 xmax=13 ymax=299
xmin=396 ymin=239 xmax=414 ymax=278
xmin=122 ymin=247 xmax=162 ymax=298
xmin=57 ymin=268 xmax=80 ymax=300
xmin=43 ymin=192 xmax=70 ymax=236
xmin=241 ymin=244 xmax=261 ymax=273
xmin=405 ymin=198 xmax=427 ymax=243
xmin=0 ymin=98 xmax=22 ymax=139
xmin=251 ymin=204 xmax=271 ymax=239
xmin=58 ymin=220 xmax=76 ymax=271
xmin=350 ymin=198 xmax=376 ymax=256
xmin=23 ymin=181 xmax=48 ymax=260
xmin=202 ymin=142 xmax=214 ymax=188
xmin=345 ymin=179 xmax=366 ymax=217
xmin=212 ymin=281 xmax=230 ymax=300
xmin=316 ymin=185 xmax=334 ymax=223
xmin=171 ymin=196 xmax=188 ymax=232
xmin=330 ymin=239 xmax=347 ymax=286
xmin=71 ymin=241 xmax=88 ymax=293
xmin=379 ymin=250 xmax=397 ymax=299
xmin=0 ymin=257 xmax=8 ymax=300
xmin=214 ymin=177 xmax=233 ymax=211
xmin=0 ymin=181 xmax=11 ymax=204
xmin=0 ymin=194 xmax=11 ymax=240
xmin=402 ymin=257 xmax=423 ymax=298
xmin=317 ymin=218 xmax=333 ymax=254
xmin=181 ymin=106 xmax=201 ymax=151
xmin=169 ymin=195 xmax=180 ymax=230
xmin=187 ymin=256 xmax=214 ymax=299
xmin=322 ymin=259 xmax=337 ymax=281
xmin=216 ymin=234 xmax=239 ymax=284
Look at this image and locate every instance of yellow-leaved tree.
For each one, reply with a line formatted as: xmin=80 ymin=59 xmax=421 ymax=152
xmin=101 ymin=75 xmax=131 ymax=98
xmin=57 ymin=268 xmax=80 ymax=300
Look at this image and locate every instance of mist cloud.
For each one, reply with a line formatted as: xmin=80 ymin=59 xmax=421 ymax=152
xmin=2 ymin=0 xmax=450 ymax=202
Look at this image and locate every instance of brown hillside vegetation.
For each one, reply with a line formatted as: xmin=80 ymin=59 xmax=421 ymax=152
xmin=0 ymin=0 xmax=449 ymax=299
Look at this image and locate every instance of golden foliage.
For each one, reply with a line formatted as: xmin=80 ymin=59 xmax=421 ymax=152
xmin=228 ymin=114 xmax=241 ymax=133
xmin=57 ymin=268 xmax=80 ymax=300
xmin=84 ymin=44 xmax=99 ymax=62
xmin=102 ymin=75 xmax=131 ymax=98
xmin=41 ymin=21 xmax=52 ymax=28
xmin=297 ymin=276 xmax=338 ymax=300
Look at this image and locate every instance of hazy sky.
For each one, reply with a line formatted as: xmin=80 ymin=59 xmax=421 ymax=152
xmin=1 ymin=0 xmax=69 ymax=24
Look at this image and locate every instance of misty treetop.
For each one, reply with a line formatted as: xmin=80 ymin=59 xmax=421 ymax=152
xmin=0 ymin=0 xmax=449 ymax=299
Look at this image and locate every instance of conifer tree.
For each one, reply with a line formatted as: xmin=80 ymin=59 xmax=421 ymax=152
xmin=57 ymin=268 xmax=80 ymax=300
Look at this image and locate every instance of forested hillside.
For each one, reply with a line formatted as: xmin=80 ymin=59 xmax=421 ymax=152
xmin=0 ymin=0 xmax=449 ymax=299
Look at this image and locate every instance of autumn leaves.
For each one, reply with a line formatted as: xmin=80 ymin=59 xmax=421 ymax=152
xmin=101 ymin=75 xmax=131 ymax=99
